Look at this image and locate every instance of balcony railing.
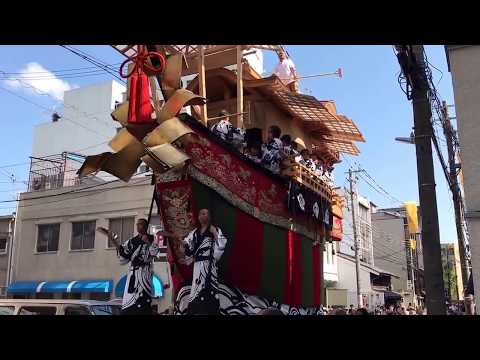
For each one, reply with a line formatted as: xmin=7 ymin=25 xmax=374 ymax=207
xmin=281 ymin=157 xmax=334 ymax=201
xmin=27 ymin=152 xmax=99 ymax=192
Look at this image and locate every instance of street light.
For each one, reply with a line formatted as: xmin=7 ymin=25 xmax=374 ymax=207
xmin=395 ymin=131 xmax=415 ymax=144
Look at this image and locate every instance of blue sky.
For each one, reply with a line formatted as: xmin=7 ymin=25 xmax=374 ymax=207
xmin=0 ymin=45 xmax=457 ymax=244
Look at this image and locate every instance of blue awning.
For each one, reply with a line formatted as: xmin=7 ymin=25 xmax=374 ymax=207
xmin=115 ymin=274 xmax=163 ymax=298
xmin=42 ymin=281 xmax=73 ymax=293
xmin=7 ymin=281 xmax=43 ymax=294
xmin=70 ymin=280 xmax=112 ymax=293
xmin=8 ymin=279 xmax=113 ymax=294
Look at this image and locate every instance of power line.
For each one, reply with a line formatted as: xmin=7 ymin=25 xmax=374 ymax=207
xmin=341 ymin=233 xmax=407 ymax=268
xmin=356 ymin=172 xmax=402 ymax=206
xmin=13 ymin=175 xmax=152 ymax=210
xmin=359 ymin=169 xmax=403 ymax=205
xmin=1 ymin=69 xmax=119 ymax=130
xmin=343 ymin=232 xmax=413 ymax=269
xmin=0 ymin=172 xmax=151 ymax=206
xmin=0 ymin=63 xmax=122 ymax=75
xmin=0 ymin=69 xmax=114 ymax=80
xmin=0 ymin=161 xmax=32 ymax=170
xmin=0 ymin=84 xmax=52 ymax=111
xmin=0 ymin=140 xmax=109 ymax=171
xmin=343 ymin=215 xmax=415 ymax=259
xmin=0 ymin=81 xmax=111 ymax=140
xmin=59 ymin=45 xmax=126 ymax=84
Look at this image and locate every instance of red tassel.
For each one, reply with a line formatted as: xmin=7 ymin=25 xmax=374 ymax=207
xmin=127 ymin=71 xmax=138 ymax=124
xmin=127 ymin=70 xmax=152 ymax=124
xmin=137 ymin=72 xmax=152 ymax=123
xmin=120 ymin=45 xmax=165 ymax=125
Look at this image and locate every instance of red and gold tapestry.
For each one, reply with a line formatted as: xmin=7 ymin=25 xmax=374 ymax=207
xmin=156 ymin=179 xmax=195 ymax=292
xmin=185 ymin=138 xmax=288 ymax=218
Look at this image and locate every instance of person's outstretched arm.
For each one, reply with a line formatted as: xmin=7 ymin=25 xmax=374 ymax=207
xmin=210 ymin=226 xmax=227 ymax=261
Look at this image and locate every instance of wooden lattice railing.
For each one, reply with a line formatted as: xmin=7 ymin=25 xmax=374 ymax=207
xmin=281 ymin=158 xmax=334 ymax=201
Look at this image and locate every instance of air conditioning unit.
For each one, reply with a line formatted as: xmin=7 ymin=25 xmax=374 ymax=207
xmin=32 ymin=177 xmax=45 ymax=191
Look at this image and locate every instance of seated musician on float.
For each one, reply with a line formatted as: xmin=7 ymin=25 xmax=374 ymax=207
xmin=322 ymin=164 xmax=335 ymax=187
xmin=295 ymin=148 xmax=310 ymax=166
xmin=210 ymin=109 xmax=232 ymax=141
xmin=210 ymin=109 xmax=245 ymax=151
xmin=245 ymin=142 xmax=263 ymax=164
xmin=280 ymin=134 xmax=299 ymax=157
xmin=310 ymin=153 xmax=323 ymax=177
xmin=260 ymin=125 xmax=283 ymax=174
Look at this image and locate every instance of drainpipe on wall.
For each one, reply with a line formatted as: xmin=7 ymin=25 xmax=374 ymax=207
xmin=6 ymin=194 xmax=20 ymax=289
xmin=6 ymin=213 xmax=15 ymax=289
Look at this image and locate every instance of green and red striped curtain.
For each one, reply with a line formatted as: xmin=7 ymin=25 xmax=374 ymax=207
xmin=191 ymin=180 xmax=322 ymax=307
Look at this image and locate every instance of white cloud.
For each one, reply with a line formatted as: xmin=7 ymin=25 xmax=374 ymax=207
xmin=4 ymin=62 xmax=74 ymax=101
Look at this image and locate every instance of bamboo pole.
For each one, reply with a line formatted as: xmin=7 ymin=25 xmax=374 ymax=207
xmin=198 ymin=45 xmax=208 ymax=125
xmin=236 ymin=45 xmax=244 ymax=129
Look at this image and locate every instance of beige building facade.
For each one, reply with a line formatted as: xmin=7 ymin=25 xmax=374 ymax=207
xmin=0 ymin=215 xmax=14 ymax=297
xmin=9 ymin=176 xmax=174 ymax=312
xmin=447 ymin=45 xmax=480 ymax=312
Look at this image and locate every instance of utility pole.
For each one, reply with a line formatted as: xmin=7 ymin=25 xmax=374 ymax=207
xmin=348 ymin=168 xmax=363 ymax=308
xmin=399 ymin=45 xmax=446 ymax=314
xmin=441 ymin=101 xmax=470 ymax=290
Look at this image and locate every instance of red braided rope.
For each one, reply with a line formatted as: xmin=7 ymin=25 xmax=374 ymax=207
xmin=119 ymin=45 xmax=166 ymax=79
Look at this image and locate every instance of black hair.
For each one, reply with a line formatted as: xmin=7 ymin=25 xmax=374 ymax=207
xmin=357 ymin=308 xmax=370 ymax=315
xmin=269 ymin=125 xmax=281 ymax=139
xmin=280 ymin=134 xmax=291 ymax=145
xmin=138 ymin=218 xmax=148 ymax=225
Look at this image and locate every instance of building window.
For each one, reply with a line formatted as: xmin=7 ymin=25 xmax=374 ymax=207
xmin=71 ymin=221 xmax=96 ymax=250
xmin=0 ymin=238 xmax=7 ymax=254
xmin=108 ymin=217 xmax=134 ymax=248
xmin=37 ymin=224 xmax=60 ymax=253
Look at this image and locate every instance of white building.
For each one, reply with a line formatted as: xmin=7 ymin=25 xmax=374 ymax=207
xmin=8 ymin=79 xmax=177 ymax=311
xmin=326 ymin=189 xmax=388 ymax=310
xmin=31 ymin=80 xmax=126 ymax=158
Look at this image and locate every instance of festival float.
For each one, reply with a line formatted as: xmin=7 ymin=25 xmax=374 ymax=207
xmin=78 ymin=45 xmax=364 ymax=314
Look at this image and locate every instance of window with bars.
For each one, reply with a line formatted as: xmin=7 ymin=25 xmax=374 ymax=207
xmin=36 ymin=224 xmax=60 ymax=253
xmin=107 ymin=217 xmax=134 ymax=248
xmin=71 ymin=221 xmax=96 ymax=250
